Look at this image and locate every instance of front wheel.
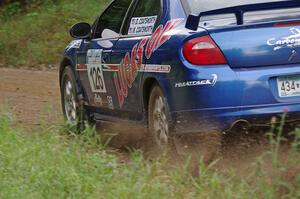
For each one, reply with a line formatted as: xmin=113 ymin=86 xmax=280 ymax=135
xmin=61 ymin=66 xmax=92 ymax=132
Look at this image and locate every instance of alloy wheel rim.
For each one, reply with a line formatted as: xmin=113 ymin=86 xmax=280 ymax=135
xmin=153 ymin=96 xmax=169 ymax=146
xmin=64 ymin=79 xmax=77 ymax=125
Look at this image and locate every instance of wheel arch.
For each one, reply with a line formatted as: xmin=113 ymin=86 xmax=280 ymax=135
xmin=143 ymin=77 xmax=159 ymax=113
xmin=59 ymin=57 xmax=75 ymax=85
xmin=142 ymin=77 xmax=171 ymax=119
xmin=59 ymin=57 xmax=86 ymax=100
xmin=142 ymin=76 xmax=175 ymax=131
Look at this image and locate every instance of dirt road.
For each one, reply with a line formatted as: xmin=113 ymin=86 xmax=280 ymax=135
xmin=0 ymin=68 xmax=62 ymax=129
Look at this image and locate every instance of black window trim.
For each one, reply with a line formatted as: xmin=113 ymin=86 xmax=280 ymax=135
xmin=179 ymin=0 xmax=190 ymax=16
xmin=91 ymin=0 xmax=114 ymax=39
xmin=91 ymin=0 xmax=135 ymax=40
xmin=119 ymin=0 xmax=164 ymax=38
xmin=119 ymin=0 xmax=138 ymax=36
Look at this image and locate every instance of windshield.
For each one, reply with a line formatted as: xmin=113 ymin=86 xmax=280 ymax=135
xmin=185 ymin=0 xmax=286 ymax=13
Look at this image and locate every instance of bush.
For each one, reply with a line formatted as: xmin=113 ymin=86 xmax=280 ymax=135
xmin=1 ymin=0 xmax=58 ymax=20
xmin=0 ymin=0 xmax=109 ymax=67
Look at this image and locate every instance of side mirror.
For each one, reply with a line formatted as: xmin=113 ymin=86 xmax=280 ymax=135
xmin=70 ymin=22 xmax=91 ymax=39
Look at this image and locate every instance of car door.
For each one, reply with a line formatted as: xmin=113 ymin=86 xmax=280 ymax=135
xmin=76 ymin=0 xmax=133 ymax=116
xmin=109 ymin=0 xmax=162 ymax=120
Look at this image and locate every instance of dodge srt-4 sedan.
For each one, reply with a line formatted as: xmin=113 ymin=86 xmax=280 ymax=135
xmin=60 ymin=0 xmax=300 ymax=147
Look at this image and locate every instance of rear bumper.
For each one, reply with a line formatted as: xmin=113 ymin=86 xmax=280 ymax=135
xmin=166 ymin=61 xmax=300 ymax=134
xmin=172 ymin=102 xmax=300 ymax=134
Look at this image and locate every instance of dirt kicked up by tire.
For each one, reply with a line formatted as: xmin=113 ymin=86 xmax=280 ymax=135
xmin=144 ymin=84 xmax=222 ymax=165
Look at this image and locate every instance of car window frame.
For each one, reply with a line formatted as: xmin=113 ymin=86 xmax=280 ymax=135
xmin=119 ymin=0 xmax=164 ymax=37
xmin=180 ymin=0 xmax=191 ymax=16
xmin=91 ymin=0 xmax=136 ymax=40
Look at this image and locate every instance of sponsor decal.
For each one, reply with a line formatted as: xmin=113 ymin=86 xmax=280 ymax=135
xmin=94 ymin=93 xmax=103 ymax=106
xmin=175 ymin=74 xmax=218 ymax=88
xmin=76 ymin=19 xmax=183 ymax=108
xmin=87 ymin=49 xmax=107 ymax=93
xmin=289 ymin=49 xmax=298 ymax=61
xmin=102 ymin=64 xmax=171 ymax=73
xmin=107 ymin=96 xmax=114 ymax=110
xmin=113 ymin=37 xmax=148 ymax=107
xmin=113 ymin=19 xmax=183 ymax=107
xmin=267 ymin=28 xmax=300 ymax=51
xmin=145 ymin=19 xmax=183 ymax=59
xmin=128 ymin=16 xmax=157 ymax=35
xmin=94 ymin=94 xmax=114 ymax=109
xmin=76 ymin=63 xmax=88 ymax=71
xmin=141 ymin=64 xmax=171 ymax=73
xmin=66 ymin=40 xmax=82 ymax=51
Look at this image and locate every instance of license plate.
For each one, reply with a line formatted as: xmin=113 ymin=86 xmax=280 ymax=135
xmin=277 ymin=75 xmax=300 ymax=97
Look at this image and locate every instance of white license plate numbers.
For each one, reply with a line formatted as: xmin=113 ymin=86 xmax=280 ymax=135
xmin=277 ymin=76 xmax=300 ymax=97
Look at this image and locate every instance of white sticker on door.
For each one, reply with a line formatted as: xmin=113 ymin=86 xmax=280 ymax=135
xmin=87 ymin=49 xmax=107 ymax=93
xmin=128 ymin=16 xmax=157 ymax=35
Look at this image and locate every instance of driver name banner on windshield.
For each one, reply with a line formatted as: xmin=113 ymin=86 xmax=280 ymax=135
xmin=128 ymin=16 xmax=157 ymax=35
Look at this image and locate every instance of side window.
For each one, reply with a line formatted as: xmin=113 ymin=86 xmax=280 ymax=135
xmin=124 ymin=0 xmax=161 ymax=35
xmin=94 ymin=0 xmax=132 ymax=38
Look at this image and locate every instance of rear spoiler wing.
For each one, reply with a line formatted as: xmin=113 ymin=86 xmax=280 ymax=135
xmin=186 ymin=1 xmax=300 ymax=30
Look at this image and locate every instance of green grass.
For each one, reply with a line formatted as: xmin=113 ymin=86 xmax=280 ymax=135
xmin=0 ymin=0 xmax=109 ymax=67
xmin=0 ymin=113 xmax=300 ymax=198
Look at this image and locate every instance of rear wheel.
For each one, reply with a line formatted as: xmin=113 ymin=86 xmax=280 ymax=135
xmin=148 ymin=85 xmax=172 ymax=153
xmin=147 ymin=84 xmax=222 ymax=169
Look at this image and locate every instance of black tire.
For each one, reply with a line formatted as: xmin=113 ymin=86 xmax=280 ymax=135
xmin=147 ymin=84 xmax=173 ymax=154
xmin=60 ymin=66 xmax=92 ymax=132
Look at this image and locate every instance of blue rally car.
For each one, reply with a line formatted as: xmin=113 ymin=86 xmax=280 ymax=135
xmin=60 ymin=0 xmax=300 ymax=147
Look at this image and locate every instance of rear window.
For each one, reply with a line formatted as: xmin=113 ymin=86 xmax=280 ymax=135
xmin=185 ymin=0 xmax=285 ymax=13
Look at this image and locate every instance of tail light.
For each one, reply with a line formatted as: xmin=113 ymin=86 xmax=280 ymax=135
xmin=183 ymin=35 xmax=227 ymax=65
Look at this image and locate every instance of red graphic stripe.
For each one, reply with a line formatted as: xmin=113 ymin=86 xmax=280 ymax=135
xmin=114 ymin=18 xmax=184 ymax=108
xmin=76 ymin=64 xmax=87 ymax=70
xmin=103 ymin=64 xmax=119 ymax=71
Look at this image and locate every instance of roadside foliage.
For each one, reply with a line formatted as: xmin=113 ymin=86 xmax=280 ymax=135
xmin=0 ymin=0 xmax=109 ymax=67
